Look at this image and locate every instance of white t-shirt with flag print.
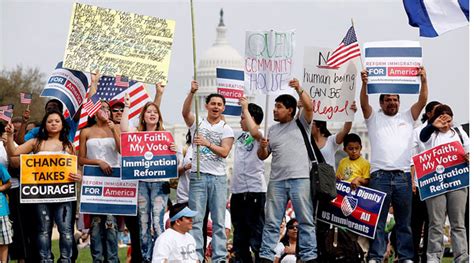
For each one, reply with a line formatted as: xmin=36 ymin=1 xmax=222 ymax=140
xmin=190 ymin=118 xmax=234 ymax=176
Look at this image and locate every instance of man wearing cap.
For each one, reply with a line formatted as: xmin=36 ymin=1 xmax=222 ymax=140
xmin=109 ymin=100 xmax=124 ymax=124
xmin=152 ymin=203 xmax=199 ymax=263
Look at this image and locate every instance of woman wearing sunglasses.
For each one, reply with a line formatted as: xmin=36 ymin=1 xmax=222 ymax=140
xmin=274 ymin=218 xmax=299 ymax=263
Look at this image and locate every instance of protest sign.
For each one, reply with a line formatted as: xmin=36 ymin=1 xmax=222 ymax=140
xmin=121 ymin=131 xmax=178 ymax=180
xmin=20 ymin=154 xmax=77 ymax=204
xmin=364 ymin=41 xmax=422 ymax=94
xmin=302 ymin=47 xmax=357 ymax=121
xmin=80 ymin=165 xmax=138 ymax=216
xmin=244 ymin=30 xmax=295 ymax=94
xmin=216 ymin=68 xmax=245 ymax=116
xmin=412 ymin=141 xmax=469 ymax=201
xmin=41 ymin=62 xmax=89 ymax=118
xmin=63 ymin=3 xmax=175 ymax=84
xmin=316 ymin=181 xmax=386 ymax=239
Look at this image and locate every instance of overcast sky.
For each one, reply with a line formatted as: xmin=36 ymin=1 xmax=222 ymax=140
xmin=0 ymin=0 xmax=469 ymax=125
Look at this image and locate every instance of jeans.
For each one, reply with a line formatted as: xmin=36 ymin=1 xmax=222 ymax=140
xmin=35 ymin=202 xmax=74 ymax=263
xmin=426 ymin=188 xmax=468 ymax=263
xmin=188 ymin=172 xmax=227 ymax=262
xmin=230 ymin=192 xmax=266 ymax=263
xmin=259 ymin=178 xmax=317 ymax=261
xmin=90 ymin=215 xmax=119 ymax=262
xmin=368 ymin=170 xmax=414 ymax=262
xmin=138 ymin=181 xmax=169 ymax=262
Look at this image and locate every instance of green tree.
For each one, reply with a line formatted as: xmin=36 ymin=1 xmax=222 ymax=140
xmin=0 ymin=66 xmax=47 ymax=122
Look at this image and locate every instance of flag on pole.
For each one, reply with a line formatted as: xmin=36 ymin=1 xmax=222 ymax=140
xmin=20 ymin=92 xmax=33 ymax=104
xmin=403 ymin=0 xmax=469 ymax=37
xmin=0 ymin=110 xmax=12 ymax=122
xmin=73 ymin=77 xmax=151 ymax=150
xmin=325 ymin=26 xmax=361 ymax=69
xmin=0 ymin=104 xmax=14 ymax=111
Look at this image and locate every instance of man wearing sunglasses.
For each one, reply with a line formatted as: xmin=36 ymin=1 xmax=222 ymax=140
xmin=109 ymin=100 xmax=125 ymax=124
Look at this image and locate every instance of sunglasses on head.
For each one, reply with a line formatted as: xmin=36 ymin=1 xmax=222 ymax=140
xmin=112 ymin=108 xmax=124 ymax=113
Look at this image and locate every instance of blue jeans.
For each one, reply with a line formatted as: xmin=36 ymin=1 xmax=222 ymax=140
xmin=259 ymin=178 xmax=317 ymax=261
xmin=368 ymin=170 xmax=414 ymax=262
xmin=138 ymin=181 xmax=169 ymax=261
xmin=90 ymin=215 xmax=119 ymax=262
xmin=35 ymin=202 xmax=74 ymax=263
xmin=188 ymin=172 xmax=227 ymax=262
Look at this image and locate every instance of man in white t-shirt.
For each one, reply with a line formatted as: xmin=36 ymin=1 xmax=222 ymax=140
xmin=360 ymin=67 xmax=428 ymax=263
xmin=152 ymin=203 xmax=199 ymax=263
xmin=257 ymin=79 xmax=317 ymax=263
xmin=182 ymin=81 xmax=234 ymax=262
xmin=230 ymin=97 xmax=266 ymax=263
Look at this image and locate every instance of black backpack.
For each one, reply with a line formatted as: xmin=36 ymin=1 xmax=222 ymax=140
xmin=317 ymin=227 xmax=365 ymax=263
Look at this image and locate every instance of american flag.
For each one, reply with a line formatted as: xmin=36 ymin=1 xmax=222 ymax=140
xmin=73 ymin=76 xmax=151 ymax=150
xmin=325 ymin=26 xmax=361 ymax=68
xmin=0 ymin=104 xmax=14 ymax=111
xmin=0 ymin=110 xmax=13 ymax=122
xmin=20 ymin=92 xmax=33 ymax=104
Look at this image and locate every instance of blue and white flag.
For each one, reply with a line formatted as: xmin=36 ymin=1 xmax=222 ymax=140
xmin=216 ymin=68 xmax=245 ymax=116
xmin=403 ymin=0 xmax=469 ymax=37
xmin=41 ymin=62 xmax=89 ymax=119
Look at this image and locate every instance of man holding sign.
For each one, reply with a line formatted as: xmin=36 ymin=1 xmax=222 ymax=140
xmin=182 ymin=81 xmax=234 ymax=262
xmin=360 ymin=67 xmax=428 ymax=263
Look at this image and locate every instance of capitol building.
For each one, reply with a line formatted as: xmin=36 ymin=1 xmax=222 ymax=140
xmin=167 ymin=10 xmax=371 ymax=183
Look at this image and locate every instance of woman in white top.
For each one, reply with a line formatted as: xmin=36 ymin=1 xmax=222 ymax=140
xmin=274 ymin=218 xmax=299 ymax=263
xmin=311 ymin=101 xmax=357 ymax=168
xmin=120 ymin=84 xmax=176 ymax=262
xmin=79 ymin=98 xmax=121 ymax=262
xmin=5 ymin=110 xmax=81 ymax=262
xmin=419 ymin=104 xmax=469 ymax=263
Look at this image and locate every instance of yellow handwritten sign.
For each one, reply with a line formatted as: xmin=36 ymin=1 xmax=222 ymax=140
xmin=20 ymin=154 xmax=78 ymax=204
xmin=63 ymin=3 xmax=175 ymax=84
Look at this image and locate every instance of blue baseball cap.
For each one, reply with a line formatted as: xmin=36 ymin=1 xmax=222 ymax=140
xmin=170 ymin=206 xmax=198 ymax=222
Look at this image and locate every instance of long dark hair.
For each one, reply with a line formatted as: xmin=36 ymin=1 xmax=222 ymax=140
xmin=34 ymin=110 xmax=72 ymax=153
xmin=280 ymin=218 xmax=298 ymax=246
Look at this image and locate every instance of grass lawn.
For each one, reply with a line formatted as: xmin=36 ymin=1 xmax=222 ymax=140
xmin=10 ymin=239 xmax=129 ymax=263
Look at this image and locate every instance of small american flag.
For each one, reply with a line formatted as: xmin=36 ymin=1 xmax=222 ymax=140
xmin=325 ymin=26 xmax=361 ymax=68
xmin=0 ymin=104 xmax=14 ymax=111
xmin=20 ymin=92 xmax=33 ymax=104
xmin=0 ymin=109 xmax=13 ymax=122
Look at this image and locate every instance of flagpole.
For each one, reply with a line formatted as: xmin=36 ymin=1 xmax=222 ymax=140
xmin=351 ymin=18 xmax=365 ymax=69
xmin=190 ymin=0 xmax=200 ymax=178
xmin=263 ymin=95 xmax=269 ymax=138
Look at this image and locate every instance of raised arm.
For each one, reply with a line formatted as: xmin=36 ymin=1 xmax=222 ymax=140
xmin=335 ymin=101 xmax=357 ymax=144
xmin=153 ymin=82 xmax=164 ymax=108
xmin=289 ymin=78 xmax=312 ymax=123
xmin=360 ymin=70 xmax=372 ymax=119
xmin=15 ymin=109 xmax=30 ymax=144
xmin=120 ymin=93 xmax=131 ymax=132
xmin=182 ymin=81 xmax=198 ymax=127
xmin=239 ymin=97 xmax=263 ymax=141
xmin=410 ymin=66 xmax=428 ymax=121
xmin=4 ymin=123 xmax=35 ymax=156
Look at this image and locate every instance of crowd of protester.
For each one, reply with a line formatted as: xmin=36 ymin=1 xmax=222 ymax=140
xmin=0 ymin=66 xmax=469 ymax=263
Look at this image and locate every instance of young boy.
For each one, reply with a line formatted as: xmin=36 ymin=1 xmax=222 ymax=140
xmin=336 ymin=133 xmax=370 ymax=189
xmin=0 ymin=162 xmax=12 ymax=262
